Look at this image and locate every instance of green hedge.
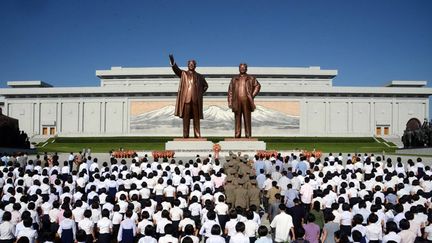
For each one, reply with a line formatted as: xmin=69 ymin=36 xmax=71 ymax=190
xmin=53 ymin=136 xmax=376 ymax=144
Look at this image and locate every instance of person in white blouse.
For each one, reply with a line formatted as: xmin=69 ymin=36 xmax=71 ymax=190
xmin=205 ymin=225 xmax=225 ymax=243
xmin=229 ymin=222 xmax=250 ymax=243
xmin=16 ymin=218 xmax=37 ymax=243
xmin=77 ymin=210 xmax=94 ymax=242
xmin=199 ymin=211 xmax=220 ymax=238
xmin=117 ymin=210 xmax=136 ymax=243
xmin=57 ymin=210 xmax=76 ymax=243
xmin=137 ymin=225 xmax=157 ymax=243
xmin=365 ymin=213 xmax=382 ymax=243
xmin=244 ymin=210 xmax=259 ymax=242
xmin=224 ymin=210 xmax=239 ymax=239
xmin=339 ymin=203 xmax=353 ymax=235
xmin=180 ymin=224 xmax=199 ymax=243
xmin=424 ymin=216 xmax=432 ymax=242
xmin=382 ymin=221 xmax=401 ymax=243
xmin=158 ymin=224 xmax=178 ymax=243
xmin=97 ymin=209 xmax=113 ymax=243
xmin=398 ymin=219 xmax=416 ymax=243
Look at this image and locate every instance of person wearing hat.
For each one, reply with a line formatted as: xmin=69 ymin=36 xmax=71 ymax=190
xmin=248 ymin=180 xmax=261 ymax=210
xmin=234 ymin=182 xmax=249 ymax=209
xmin=244 ymin=175 xmax=254 ymax=190
xmin=224 ymin=180 xmax=236 ymax=208
xmin=224 ymin=156 xmax=239 ymax=174
xmin=238 ymin=157 xmax=252 ymax=176
xmin=235 ymin=172 xmax=248 ymax=186
xmin=231 ymin=154 xmax=241 ymax=166
xmin=226 ymin=165 xmax=237 ymax=179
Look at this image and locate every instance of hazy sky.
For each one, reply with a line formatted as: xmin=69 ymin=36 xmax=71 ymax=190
xmin=1 ymin=0 xmax=431 ymax=89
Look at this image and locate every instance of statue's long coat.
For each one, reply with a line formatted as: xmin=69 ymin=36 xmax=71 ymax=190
xmin=171 ymin=63 xmax=208 ymax=119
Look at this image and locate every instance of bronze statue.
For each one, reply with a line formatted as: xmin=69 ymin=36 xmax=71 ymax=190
xmin=169 ymin=54 xmax=208 ymax=138
xmin=402 ymin=117 xmax=432 ymax=148
xmin=228 ymin=63 xmax=261 ymax=138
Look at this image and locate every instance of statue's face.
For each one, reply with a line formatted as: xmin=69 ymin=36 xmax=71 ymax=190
xmin=239 ymin=64 xmax=247 ymax=74
xmin=188 ymin=60 xmax=196 ymax=71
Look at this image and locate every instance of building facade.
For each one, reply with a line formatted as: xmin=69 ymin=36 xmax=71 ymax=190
xmin=0 ymin=66 xmax=430 ymax=138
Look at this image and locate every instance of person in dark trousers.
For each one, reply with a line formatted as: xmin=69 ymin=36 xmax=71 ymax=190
xmin=288 ymin=198 xmax=307 ymax=236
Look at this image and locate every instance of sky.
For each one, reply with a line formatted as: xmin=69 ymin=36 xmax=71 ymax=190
xmin=0 ymin=0 xmax=431 ymax=89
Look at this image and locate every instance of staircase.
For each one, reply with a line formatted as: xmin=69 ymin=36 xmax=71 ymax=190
xmin=382 ymin=136 xmax=404 ymax=148
xmin=29 ymin=135 xmax=51 ymax=145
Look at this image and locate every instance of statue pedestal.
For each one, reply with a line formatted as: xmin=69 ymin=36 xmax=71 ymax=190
xmin=165 ymin=138 xmax=214 ymax=157
xmin=164 ymin=138 xmax=266 ymax=158
xmin=218 ymin=138 xmax=266 ymax=153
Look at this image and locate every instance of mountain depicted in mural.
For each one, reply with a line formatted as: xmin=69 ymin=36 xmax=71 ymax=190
xmin=130 ymin=105 xmax=299 ymax=131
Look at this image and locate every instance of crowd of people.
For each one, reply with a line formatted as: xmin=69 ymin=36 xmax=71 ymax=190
xmin=0 ymin=151 xmax=431 ymax=243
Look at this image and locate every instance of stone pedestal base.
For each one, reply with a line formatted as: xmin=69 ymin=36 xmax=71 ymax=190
xmin=165 ymin=138 xmax=214 ymax=157
xmin=224 ymin=138 xmax=258 ymax=141
xmin=164 ymin=138 xmax=266 ymax=158
xmin=173 ymin=138 xmax=208 ymax=141
xmin=218 ymin=138 xmax=266 ymax=152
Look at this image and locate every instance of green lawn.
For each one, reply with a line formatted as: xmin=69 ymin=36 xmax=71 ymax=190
xmin=36 ymin=136 xmax=397 ymax=153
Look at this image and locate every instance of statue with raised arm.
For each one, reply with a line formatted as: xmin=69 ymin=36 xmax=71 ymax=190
xmin=169 ymin=54 xmax=208 ymax=138
xmin=228 ymin=63 xmax=261 ymax=138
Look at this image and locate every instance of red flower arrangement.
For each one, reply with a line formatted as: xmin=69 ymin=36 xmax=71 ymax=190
xmin=213 ymin=144 xmax=221 ymax=159
xmin=301 ymin=150 xmax=322 ymax=160
xmin=152 ymin=150 xmax=175 ymax=159
xmin=112 ymin=150 xmax=136 ymax=158
xmin=256 ymin=150 xmax=278 ymax=158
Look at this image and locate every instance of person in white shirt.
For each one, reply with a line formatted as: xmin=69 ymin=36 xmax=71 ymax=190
xmin=255 ymin=225 xmax=273 ymax=243
xmin=137 ymin=225 xmax=157 ymax=243
xmin=229 ymin=222 xmax=250 ymax=243
xmin=199 ymin=211 xmax=219 ymax=238
xmin=78 ymin=210 xmax=95 ymax=242
xmin=214 ymin=195 xmax=229 ymax=228
xmin=244 ymin=210 xmax=259 ymax=241
xmin=14 ymin=211 xmax=31 ymax=238
xmin=0 ymin=212 xmax=15 ymax=242
xmin=270 ymin=204 xmax=295 ymax=243
xmin=188 ymin=196 xmax=202 ymax=224
xmin=351 ymin=214 xmax=366 ymax=239
xmin=57 ymin=210 xmax=76 ymax=243
xmin=180 ymin=224 xmax=199 ymax=243
xmin=424 ymin=216 xmax=432 ymax=242
xmin=339 ymin=203 xmax=353 ymax=235
xmin=382 ymin=221 xmax=401 ymax=243
xmin=224 ymin=210 xmax=239 ymax=238
xmin=277 ymin=171 xmax=290 ymax=199
xmin=117 ymin=210 xmax=136 ymax=243
xmin=158 ymin=224 xmax=178 ymax=243
xmin=205 ymin=225 xmax=225 ymax=243
xmin=137 ymin=211 xmax=152 ymax=237
xmin=365 ymin=213 xmax=382 ymax=243
xmin=16 ymin=218 xmax=38 ymax=243
xmin=300 ymin=177 xmax=314 ymax=208
xmin=328 ymin=153 xmax=335 ymax=162
xmin=178 ymin=211 xmax=195 ymax=234
xmin=156 ymin=210 xmax=172 ymax=235
xmin=97 ymin=209 xmax=113 ymax=243
xmin=67 ymin=152 xmax=75 ymax=171
xmin=398 ymin=219 xmax=416 ymax=243
xmin=163 ymin=179 xmax=176 ymax=205
xmin=61 ymin=161 xmax=70 ymax=181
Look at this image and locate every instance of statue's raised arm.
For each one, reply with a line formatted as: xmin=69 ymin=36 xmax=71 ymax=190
xmin=169 ymin=54 xmax=207 ymax=138
xmin=169 ymin=54 xmax=182 ymax=77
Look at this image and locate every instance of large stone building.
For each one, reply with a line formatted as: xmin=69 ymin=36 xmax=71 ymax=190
xmin=0 ymin=66 xmax=430 ymax=138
